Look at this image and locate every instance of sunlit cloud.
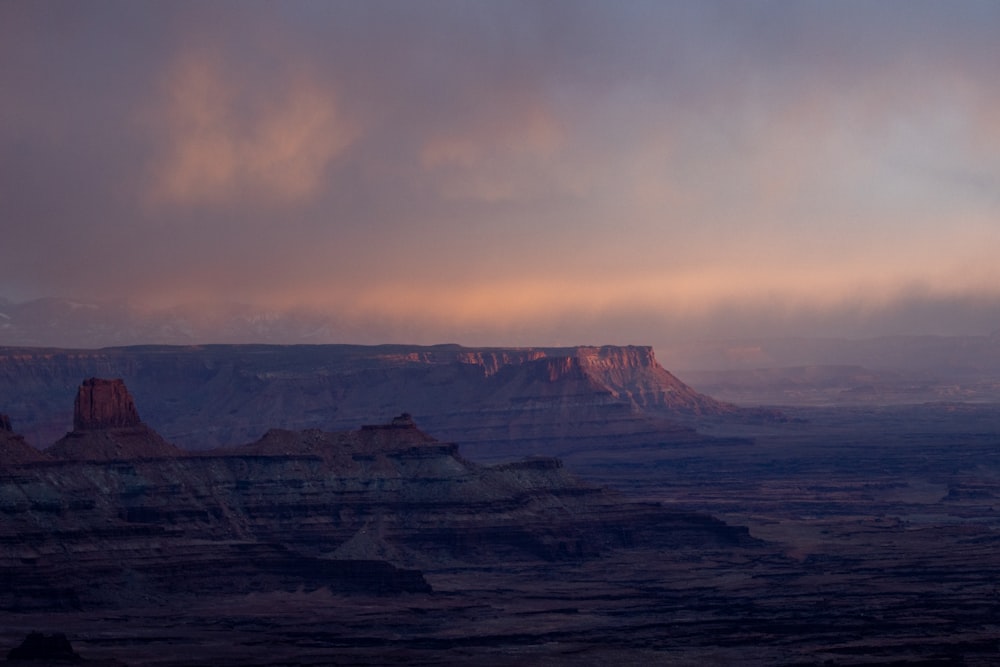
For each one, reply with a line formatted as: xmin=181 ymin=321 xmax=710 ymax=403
xmin=3 ymin=2 xmax=1000 ymax=345
xmin=145 ymin=50 xmax=358 ymax=207
xmin=419 ymin=106 xmax=580 ymax=202
xmin=226 ymin=245 xmax=1000 ymax=338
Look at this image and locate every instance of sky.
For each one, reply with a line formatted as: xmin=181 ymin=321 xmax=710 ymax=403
xmin=3 ymin=1 xmax=1000 ymax=348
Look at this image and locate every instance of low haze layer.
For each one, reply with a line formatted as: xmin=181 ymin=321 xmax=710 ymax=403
xmin=3 ymin=1 xmax=1000 ymax=345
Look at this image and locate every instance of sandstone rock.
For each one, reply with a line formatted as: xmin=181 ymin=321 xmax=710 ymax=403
xmin=46 ymin=378 xmax=183 ymax=461
xmin=0 ymin=413 xmax=11 ymax=432
xmin=0 ymin=344 xmax=762 ymax=454
xmin=0 ymin=411 xmax=754 ymax=611
xmin=73 ymin=377 xmax=141 ymax=430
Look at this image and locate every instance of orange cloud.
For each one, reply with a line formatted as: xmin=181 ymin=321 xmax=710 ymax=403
xmin=339 ymin=245 xmax=1000 ymax=330
xmin=419 ymin=106 xmax=583 ymax=202
xmin=146 ymin=51 xmax=358 ymax=207
xmin=421 ymin=107 xmax=563 ymax=168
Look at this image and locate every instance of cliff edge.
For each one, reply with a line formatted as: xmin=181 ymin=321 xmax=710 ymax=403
xmin=0 ymin=344 xmax=756 ymax=456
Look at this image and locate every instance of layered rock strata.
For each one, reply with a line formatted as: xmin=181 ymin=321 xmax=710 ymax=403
xmin=0 ymin=384 xmax=755 ymax=611
xmin=0 ymin=344 xmax=765 ymax=457
xmin=73 ymin=377 xmax=141 ymax=430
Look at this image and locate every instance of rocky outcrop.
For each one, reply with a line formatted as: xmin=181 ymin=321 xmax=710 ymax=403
xmin=576 ymin=345 xmax=730 ymax=413
xmin=46 ymin=379 xmax=183 ymax=461
xmin=73 ymin=377 xmax=141 ymax=430
xmin=0 ymin=414 xmax=49 ymax=465
xmin=0 ymin=345 xmax=758 ymax=459
xmin=45 ymin=425 xmax=183 ymax=461
xmin=0 ymin=408 xmax=755 ymax=611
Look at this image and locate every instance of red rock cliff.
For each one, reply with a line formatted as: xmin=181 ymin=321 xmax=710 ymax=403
xmin=573 ymin=345 xmax=730 ymax=413
xmin=73 ymin=377 xmax=142 ymax=430
xmin=0 ymin=344 xmax=750 ymax=452
xmin=50 ymin=378 xmax=181 ymax=460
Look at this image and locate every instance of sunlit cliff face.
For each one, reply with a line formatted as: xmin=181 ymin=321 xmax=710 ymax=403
xmin=2 ymin=2 xmax=1000 ymax=342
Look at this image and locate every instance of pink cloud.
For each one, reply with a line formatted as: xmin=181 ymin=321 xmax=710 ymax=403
xmin=145 ymin=50 xmax=358 ymax=207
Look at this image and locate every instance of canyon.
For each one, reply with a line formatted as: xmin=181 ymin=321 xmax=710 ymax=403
xmin=1 ymin=374 xmax=761 ymax=663
xmin=2 ymin=345 xmax=1000 ymax=664
xmin=0 ymin=344 xmax=760 ymax=462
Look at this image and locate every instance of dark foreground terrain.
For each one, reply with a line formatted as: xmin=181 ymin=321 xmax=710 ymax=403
xmin=2 ymin=345 xmax=1000 ymax=665
xmin=3 ymin=403 xmax=1000 ymax=665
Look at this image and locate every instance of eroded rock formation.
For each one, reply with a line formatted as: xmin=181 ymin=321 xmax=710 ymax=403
xmin=0 ymin=391 xmax=755 ymax=611
xmin=0 ymin=344 xmax=766 ymax=457
xmin=46 ymin=379 xmax=183 ymax=461
xmin=73 ymin=377 xmax=141 ymax=430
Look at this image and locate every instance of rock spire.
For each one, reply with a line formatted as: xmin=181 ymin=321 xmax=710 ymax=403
xmin=48 ymin=378 xmax=182 ymax=461
xmin=73 ymin=377 xmax=142 ymax=431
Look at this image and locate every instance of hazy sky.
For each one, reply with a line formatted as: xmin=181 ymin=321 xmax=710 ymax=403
xmin=3 ymin=1 xmax=1000 ymax=346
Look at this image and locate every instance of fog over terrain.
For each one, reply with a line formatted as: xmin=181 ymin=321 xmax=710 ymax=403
xmin=3 ymin=1 xmax=1000 ymax=346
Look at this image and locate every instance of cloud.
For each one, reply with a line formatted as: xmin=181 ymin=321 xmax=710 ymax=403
xmin=417 ymin=105 xmax=575 ymax=202
xmin=4 ymin=1 xmax=1000 ymax=343
xmin=145 ymin=50 xmax=358 ymax=208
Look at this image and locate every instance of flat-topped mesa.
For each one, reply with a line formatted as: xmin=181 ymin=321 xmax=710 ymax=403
xmin=0 ymin=344 xmax=760 ymax=453
xmin=74 ymin=377 xmax=142 ymax=430
xmin=238 ymin=414 xmax=450 ymax=462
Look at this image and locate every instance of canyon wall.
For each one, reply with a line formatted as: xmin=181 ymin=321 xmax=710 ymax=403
xmin=0 ymin=400 xmax=753 ymax=611
xmin=0 ymin=344 xmax=751 ymax=459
